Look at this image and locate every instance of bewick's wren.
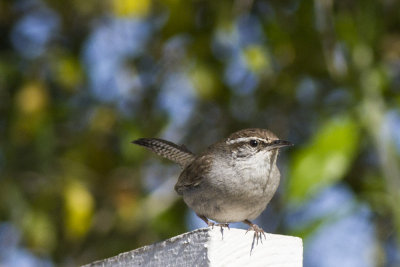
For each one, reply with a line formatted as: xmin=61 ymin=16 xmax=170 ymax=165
xmin=132 ymin=128 xmax=292 ymax=241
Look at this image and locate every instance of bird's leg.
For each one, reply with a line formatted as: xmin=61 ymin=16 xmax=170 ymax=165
xmin=243 ymin=219 xmax=266 ymax=244
xmin=197 ymin=214 xmax=215 ymax=228
xmin=196 ymin=214 xmax=230 ymax=230
xmin=215 ymin=223 xmax=230 ymax=229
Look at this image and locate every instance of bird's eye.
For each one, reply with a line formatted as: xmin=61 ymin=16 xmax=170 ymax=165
xmin=249 ymin=140 xmax=258 ymax=147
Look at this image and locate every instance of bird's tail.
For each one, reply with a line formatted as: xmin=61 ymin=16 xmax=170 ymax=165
xmin=132 ymin=138 xmax=195 ymax=168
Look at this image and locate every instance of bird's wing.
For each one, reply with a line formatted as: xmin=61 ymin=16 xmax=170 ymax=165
xmin=132 ymin=138 xmax=195 ymax=168
xmin=174 ymin=155 xmax=211 ymax=195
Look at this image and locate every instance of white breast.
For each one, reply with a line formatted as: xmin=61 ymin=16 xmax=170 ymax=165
xmin=183 ymin=150 xmax=281 ymax=223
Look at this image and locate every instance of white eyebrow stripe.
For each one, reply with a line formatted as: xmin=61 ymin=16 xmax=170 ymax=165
xmin=226 ymin=137 xmax=268 ymax=145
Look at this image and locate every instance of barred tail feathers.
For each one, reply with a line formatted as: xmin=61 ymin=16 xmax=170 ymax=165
xmin=132 ymin=138 xmax=195 ymax=168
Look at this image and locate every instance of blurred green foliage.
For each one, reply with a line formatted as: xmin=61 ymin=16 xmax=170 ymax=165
xmin=1 ymin=0 xmax=400 ymax=266
xmin=288 ymin=115 xmax=360 ymax=203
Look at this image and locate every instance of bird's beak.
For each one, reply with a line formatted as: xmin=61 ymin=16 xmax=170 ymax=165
xmin=269 ymin=139 xmax=293 ymax=149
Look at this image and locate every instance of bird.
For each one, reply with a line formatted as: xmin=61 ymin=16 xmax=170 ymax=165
xmin=132 ymin=128 xmax=292 ymax=242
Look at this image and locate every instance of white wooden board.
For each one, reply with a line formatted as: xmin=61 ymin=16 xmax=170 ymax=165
xmin=83 ymin=227 xmax=303 ymax=267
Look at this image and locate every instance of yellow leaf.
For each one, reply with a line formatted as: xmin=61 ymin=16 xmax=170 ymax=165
xmin=55 ymin=56 xmax=83 ymax=90
xmin=243 ymin=45 xmax=271 ymax=73
xmin=64 ymin=180 xmax=94 ymax=240
xmin=190 ymin=64 xmax=218 ymax=99
xmin=16 ymin=82 xmax=48 ymax=115
xmin=112 ymin=0 xmax=151 ymax=18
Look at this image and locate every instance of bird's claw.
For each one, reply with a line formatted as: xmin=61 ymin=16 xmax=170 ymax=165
xmin=207 ymin=221 xmax=215 ymax=228
xmin=206 ymin=221 xmax=230 ymax=230
xmin=246 ymin=224 xmax=266 ymax=244
xmin=215 ymin=223 xmax=230 ymax=230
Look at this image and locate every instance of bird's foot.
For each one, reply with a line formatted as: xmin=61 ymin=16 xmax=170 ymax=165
xmin=243 ymin=220 xmax=266 ymax=245
xmin=207 ymin=221 xmax=215 ymax=227
xmin=246 ymin=224 xmax=266 ymax=244
xmin=206 ymin=222 xmax=230 ymax=231
xmin=197 ymin=214 xmax=223 ymax=229
xmin=215 ymin=223 xmax=230 ymax=230
xmin=196 ymin=214 xmax=230 ymax=236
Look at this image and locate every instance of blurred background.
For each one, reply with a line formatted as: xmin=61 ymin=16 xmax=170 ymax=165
xmin=1 ymin=0 xmax=400 ymax=266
